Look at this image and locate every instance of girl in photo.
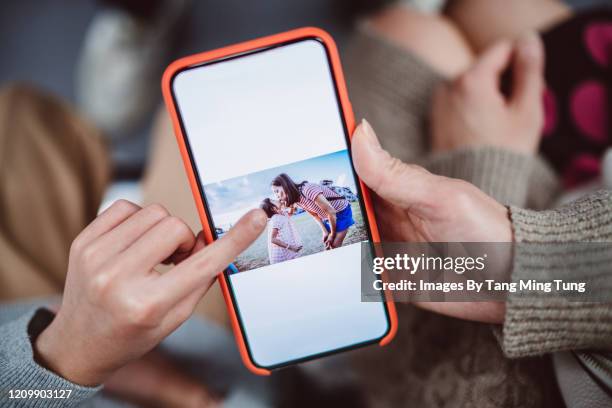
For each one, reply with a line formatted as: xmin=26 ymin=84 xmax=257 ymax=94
xmin=260 ymin=198 xmax=303 ymax=264
xmin=271 ymin=173 xmax=354 ymax=250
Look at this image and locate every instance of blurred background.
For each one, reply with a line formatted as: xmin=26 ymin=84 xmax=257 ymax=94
xmin=0 ymin=0 xmax=609 ymax=206
xmin=0 ymin=0 xmax=605 ymax=175
xmin=0 ymin=0 xmax=388 ymax=177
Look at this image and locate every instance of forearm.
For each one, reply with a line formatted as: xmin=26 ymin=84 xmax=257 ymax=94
xmin=310 ymin=214 xmax=328 ymax=233
xmin=326 ymin=212 xmax=337 ymax=235
xmin=0 ymin=307 xmax=100 ymax=407
xmin=271 ymin=238 xmax=291 ymax=249
xmin=502 ymin=191 xmax=612 ymax=358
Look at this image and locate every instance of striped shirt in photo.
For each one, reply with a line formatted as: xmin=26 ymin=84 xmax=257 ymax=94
xmin=298 ymin=182 xmax=348 ymax=220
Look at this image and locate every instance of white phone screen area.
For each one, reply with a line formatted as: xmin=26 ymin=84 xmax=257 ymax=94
xmin=172 ymin=38 xmax=389 ymax=368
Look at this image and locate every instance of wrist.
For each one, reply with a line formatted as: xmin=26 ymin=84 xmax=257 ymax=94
xmin=501 ymin=205 xmax=514 ymax=243
xmin=495 ymin=206 xmax=515 ymax=284
xmin=505 ymin=206 xmax=517 ymax=243
xmin=35 ymin=317 xmax=109 ymax=386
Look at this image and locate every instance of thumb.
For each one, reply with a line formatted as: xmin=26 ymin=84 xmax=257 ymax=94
xmin=352 ymin=119 xmax=433 ymax=209
xmin=164 ymin=231 xmax=207 ymax=265
xmin=510 ymin=31 xmax=545 ymax=111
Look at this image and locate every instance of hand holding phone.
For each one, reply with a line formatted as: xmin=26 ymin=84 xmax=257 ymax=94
xmin=352 ymin=120 xmax=511 ymax=323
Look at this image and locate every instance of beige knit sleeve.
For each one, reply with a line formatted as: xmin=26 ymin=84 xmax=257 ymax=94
xmin=502 ymin=190 xmax=612 ymax=358
xmin=422 ymin=147 xmax=560 ymax=208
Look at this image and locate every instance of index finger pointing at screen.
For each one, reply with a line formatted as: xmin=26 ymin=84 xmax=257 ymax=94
xmin=156 ymin=209 xmax=267 ymax=306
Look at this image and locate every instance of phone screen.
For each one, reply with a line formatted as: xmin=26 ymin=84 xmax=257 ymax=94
xmin=171 ymin=37 xmax=390 ymax=368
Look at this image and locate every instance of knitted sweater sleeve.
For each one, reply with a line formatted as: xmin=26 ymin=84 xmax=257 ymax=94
xmin=502 ymin=190 xmax=612 ymax=357
xmin=421 ymin=148 xmax=611 ymax=356
xmin=422 ymin=146 xmax=559 ymax=208
xmin=0 ymin=308 xmax=100 ymax=407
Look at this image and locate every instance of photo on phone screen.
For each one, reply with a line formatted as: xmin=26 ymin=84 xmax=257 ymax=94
xmin=171 ymin=36 xmax=390 ymax=369
xmin=205 ymin=150 xmax=367 ymax=272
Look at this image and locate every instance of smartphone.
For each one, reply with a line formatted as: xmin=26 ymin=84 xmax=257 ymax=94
xmin=162 ymin=27 xmax=397 ymax=375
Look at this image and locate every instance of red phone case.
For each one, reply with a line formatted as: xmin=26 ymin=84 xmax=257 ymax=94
xmin=161 ymin=27 xmax=398 ymax=375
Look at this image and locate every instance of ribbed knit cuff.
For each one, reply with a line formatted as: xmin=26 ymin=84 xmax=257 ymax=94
xmin=501 ymin=191 xmax=612 ymax=358
xmin=343 ymin=24 xmax=442 ymax=164
xmin=422 ymin=147 xmax=539 ymax=206
xmin=0 ymin=308 xmax=100 ymax=407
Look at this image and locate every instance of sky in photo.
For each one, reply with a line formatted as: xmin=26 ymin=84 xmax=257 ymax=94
xmin=204 ymin=149 xmax=357 ymax=229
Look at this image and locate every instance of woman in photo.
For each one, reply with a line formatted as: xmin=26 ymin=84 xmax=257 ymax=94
xmin=260 ymin=198 xmax=303 ymax=264
xmin=271 ymin=173 xmax=354 ymax=250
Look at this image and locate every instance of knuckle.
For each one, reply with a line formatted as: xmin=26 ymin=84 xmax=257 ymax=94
xmin=385 ymin=159 xmax=428 ymax=183
xmin=376 ymin=158 xmax=397 ymax=190
xmin=145 ymin=203 xmax=170 ymax=219
xmin=190 ymin=250 xmax=216 ymax=278
xmin=112 ymin=199 xmax=139 ymax=214
xmin=69 ymin=235 xmax=86 ymax=256
xmin=80 ymin=243 xmax=100 ymax=267
xmin=192 ymin=247 xmax=212 ymax=268
xmin=405 ymin=163 xmax=429 ymax=176
xmin=384 ymin=156 xmax=405 ymax=179
xmin=376 ymin=157 xmax=410 ymax=197
xmin=123 ymin=298 xmax=160 ymax=328
xmin=165 ymin=216 xmax=190 ymax=236
xmin=89 ymin=272 xmax=113 ymax=298
xmin=449 ymin=180 xmax=477 ymax=210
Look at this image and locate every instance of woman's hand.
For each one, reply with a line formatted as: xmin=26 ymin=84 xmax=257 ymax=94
xmin=324 ymin=233 xmax=335 ymax=250
xmin=314 ymin=196 xmax=337 ymax=245
xmin=288 ymin=244 xmax=303 ymax=253
xmin=353 ymin=120 xmax=511 ymax=323
xmin=431 ymin=32 xmax=545 ymax=155
xmin=354 ymin=121 xmax=512 ymax=243
xmin=321 ymin=230 xmax=330 ymax=246
xmin=35 ymin=200 xmax=266 ymax=386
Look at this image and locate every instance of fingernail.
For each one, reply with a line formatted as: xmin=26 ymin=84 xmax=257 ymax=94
xmin=360 ymin=119 xmax=381 ymax=149
xmin=251 ymin=209 xmax=268 ymax=229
